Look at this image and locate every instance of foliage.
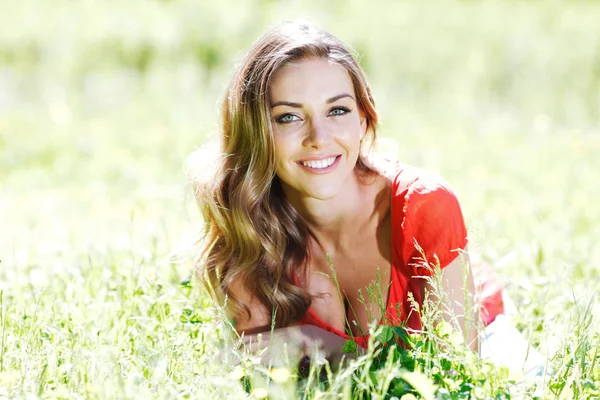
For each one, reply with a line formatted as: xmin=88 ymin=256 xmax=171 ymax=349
xmin=1 ymin=0 xmax=600 ymax=398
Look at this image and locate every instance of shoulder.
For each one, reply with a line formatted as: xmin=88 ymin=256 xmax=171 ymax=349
xmin=388 ymin=163 xmax=468 ymax=273
xmin=390 ymin=162 xmax=460 ymax=206
xmin=367 ymin=156 xmax=464 ymax=230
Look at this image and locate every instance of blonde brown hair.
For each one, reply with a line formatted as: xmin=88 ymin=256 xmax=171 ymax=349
xmin=190 ymin=19 xmax=380 ymax=329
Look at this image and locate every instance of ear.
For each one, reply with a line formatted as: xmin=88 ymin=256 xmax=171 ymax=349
xmin=359 ymin=108 xmax=368 ymax=140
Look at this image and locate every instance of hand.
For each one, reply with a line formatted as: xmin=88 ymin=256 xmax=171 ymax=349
xmin=234 ymin=325 xmax=364 ymax=369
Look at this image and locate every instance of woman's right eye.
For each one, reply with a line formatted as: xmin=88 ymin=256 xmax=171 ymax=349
xmin=275 ymin=114 xmax=299 ymax=124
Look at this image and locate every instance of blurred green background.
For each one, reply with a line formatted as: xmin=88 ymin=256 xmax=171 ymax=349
xmin=0 ymin=0 xmax=599 ymax=394
xmin=3 ymin=0 xmax=599 ymax=275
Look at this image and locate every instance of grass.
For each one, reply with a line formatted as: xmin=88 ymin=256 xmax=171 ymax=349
xmin=1 ymin=0 xmax=600 ymax=398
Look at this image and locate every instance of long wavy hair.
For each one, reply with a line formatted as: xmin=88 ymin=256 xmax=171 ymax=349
xmin=189 ymin=20 xmax=380 ymax=329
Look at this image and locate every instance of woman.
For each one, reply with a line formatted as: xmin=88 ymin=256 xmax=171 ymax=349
xmin=190 ymin=20 xmax=506 ymax=366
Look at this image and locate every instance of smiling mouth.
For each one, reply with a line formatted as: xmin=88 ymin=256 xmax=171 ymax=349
xmin=296 ymin=155 xmax=342 ymax=173
xmin=299 ymin=156 xmax=338 ymax=169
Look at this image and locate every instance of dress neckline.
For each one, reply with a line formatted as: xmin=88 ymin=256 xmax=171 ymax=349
xmin=303 ymin=165 xmax=401 ymax=341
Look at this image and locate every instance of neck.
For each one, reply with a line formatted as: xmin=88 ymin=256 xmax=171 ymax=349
xmin=283 ymin=169 xmax=374 ymax=254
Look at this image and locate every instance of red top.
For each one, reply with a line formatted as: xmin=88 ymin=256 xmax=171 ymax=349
xmin=294 ymin=163 xmax=503 ymax=348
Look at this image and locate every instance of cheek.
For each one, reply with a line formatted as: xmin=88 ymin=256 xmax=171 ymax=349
xmin=336 ymin=115 xmax=363 ymax=134
xmin=273 ymin=131 xmax=303 ymax=158
xmin=273 ymin=139 xmax=294 ymax=171
xmin=273 ymin=137 xmax=287 ymax=158
xmin=336 ymin=120 xmax=364 ymax=145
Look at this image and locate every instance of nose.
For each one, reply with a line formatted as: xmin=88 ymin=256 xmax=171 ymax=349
xmin=303 ymin=116 xmax=331 ymax=149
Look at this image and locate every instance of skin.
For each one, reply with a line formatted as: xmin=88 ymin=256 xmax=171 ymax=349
xmin=269 ymin=58 xmax=392 ymax=334
xmin=426 ymin=252 xmax=479 ymax=350
xmin=233 ymin=57 xmax=478 ymax=365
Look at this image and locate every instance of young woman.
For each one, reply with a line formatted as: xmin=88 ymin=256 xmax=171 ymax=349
xmin=190 ymin=20 xmax=507 ymax=365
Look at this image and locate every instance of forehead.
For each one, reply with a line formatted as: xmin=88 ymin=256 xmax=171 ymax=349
xmin=269 ymin=58 xmax=355 ymax=102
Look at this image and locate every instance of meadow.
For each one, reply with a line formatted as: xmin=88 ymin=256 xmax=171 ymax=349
xmin=1 ymin=0 xmax=599 ymax=398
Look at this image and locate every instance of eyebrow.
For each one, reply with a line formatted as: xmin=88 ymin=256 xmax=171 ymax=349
xmin=271 ymin=93 xmax=355 ymax=108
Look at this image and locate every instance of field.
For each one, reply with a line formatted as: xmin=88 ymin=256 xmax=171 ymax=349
xmin=1 ymin=0 xmax=599 ymax=398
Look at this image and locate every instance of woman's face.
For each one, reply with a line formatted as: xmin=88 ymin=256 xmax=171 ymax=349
xmin=268 ymin=57 xmax=367 ymax=202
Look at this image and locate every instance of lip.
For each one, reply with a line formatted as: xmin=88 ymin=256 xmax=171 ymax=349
xmin=297 ymin=155 xmax=341 ymax=174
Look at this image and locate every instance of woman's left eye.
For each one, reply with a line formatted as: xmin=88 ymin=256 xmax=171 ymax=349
xmin=329 ymin=106 xmax=351 ymax=116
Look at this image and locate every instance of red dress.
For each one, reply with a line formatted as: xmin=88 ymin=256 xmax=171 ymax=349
xmin=294 ymin=163 xmax=504 ymax=348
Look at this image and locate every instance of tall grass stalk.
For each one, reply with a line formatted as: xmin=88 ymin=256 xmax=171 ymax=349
xmin=2 ymin=1 xmax=599 ymax=397
xmin=0 ymin=290 xmax=5 ymax=373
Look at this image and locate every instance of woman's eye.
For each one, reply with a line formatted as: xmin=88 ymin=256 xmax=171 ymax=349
xmin=276 ymin=114 xmax=299 ymax=124
xmin=329 ymin=106 xmax=351 ymax=116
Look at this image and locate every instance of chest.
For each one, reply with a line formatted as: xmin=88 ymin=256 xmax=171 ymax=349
xmin=303 ymin=216 xmax=393 ymax=336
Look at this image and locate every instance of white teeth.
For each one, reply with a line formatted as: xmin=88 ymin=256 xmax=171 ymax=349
xmin=302 ymin=156 xmax=337 ymax=169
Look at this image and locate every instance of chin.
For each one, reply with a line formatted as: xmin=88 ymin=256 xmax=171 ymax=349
xmin=302 ymin=182 xmax=346 ymax=201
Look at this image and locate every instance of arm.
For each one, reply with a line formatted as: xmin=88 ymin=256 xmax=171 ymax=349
xmin=240 ymin=325 xmax=359 ymax=369
xmin=227 ymin=277 xmax=272 ymax=335
xmin=424 ymin=249 xmax=479 ymax=352
xmin=396 ymin=171 xmax=475 ymax=350
xmin=227 ymin=278 xmax=360 ymax=368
